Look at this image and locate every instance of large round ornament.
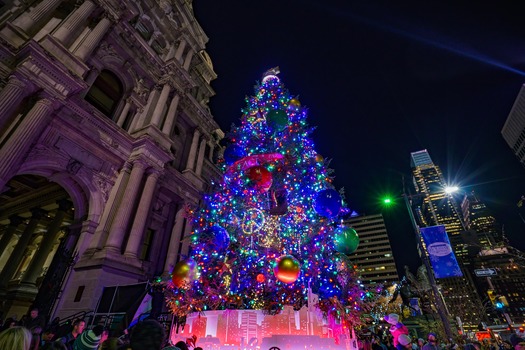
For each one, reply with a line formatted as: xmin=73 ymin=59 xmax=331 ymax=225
xmin=172 ymin=259 xmax=195 ymax=288
xmin=196 ymin=225 xmax=230 ymax=252
xmin=333 ymin=226 xmax=359 ymax=254
xmin=288 ymin=98 xmax=301 ymax=109
xmin=314 ymin=189 xmax=342 ymax=218
xmin=274 ymin=255 xmax=301 ymax=284
xmin=223 ymin=144 xmax=245 ymax=165
xmin=246 ymin=166 xmax=272 ymax=191
xmin=266 ymin=109 xmax=289 ymax=131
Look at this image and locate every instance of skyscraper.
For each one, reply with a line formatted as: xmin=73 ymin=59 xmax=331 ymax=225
xmin=409 ymin=150 xmax=484 ymax=331
xmin=502 ymin=84 xmax=525 ymax=167
xmin=344 ymin=213 xmax=399 ymax=288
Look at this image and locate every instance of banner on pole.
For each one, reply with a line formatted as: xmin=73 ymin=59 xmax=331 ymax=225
xmin=420 ymin=225 xmax=462 ymax=278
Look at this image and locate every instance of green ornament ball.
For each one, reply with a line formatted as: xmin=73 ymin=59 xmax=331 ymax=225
xmin=266 ymin=109 xmax=289 ymax=131
xmin=333 ymin=226 xmax=359 ymax=254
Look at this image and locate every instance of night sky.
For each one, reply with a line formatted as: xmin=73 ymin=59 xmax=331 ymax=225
xmin=192 ymin=1 xmax=525 ymax=276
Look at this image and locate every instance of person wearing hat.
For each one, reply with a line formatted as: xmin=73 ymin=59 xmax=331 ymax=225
xmin=422 ymin=333 xmax=439 ymax=350
xmin=398 ymin=334 xmax=413 ymax=350
xmin=384 ymin=314 xmax=409 ymax=348
xmin=510 ymin=334 xmax=525 ymax=350
xmin=73 ymin=325 xmax=104 ymax=350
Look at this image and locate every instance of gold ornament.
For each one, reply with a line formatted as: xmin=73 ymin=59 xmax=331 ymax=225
xmin=289 ymin=98 xmax=301 ymax=108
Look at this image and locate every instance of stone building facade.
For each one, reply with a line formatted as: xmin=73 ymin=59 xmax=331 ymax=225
xmin=0 ymin=0 xmax=223 ymax=320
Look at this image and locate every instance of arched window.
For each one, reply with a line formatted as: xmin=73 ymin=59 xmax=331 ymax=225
xmin=85 ymin=70 xmax=123 ymax=117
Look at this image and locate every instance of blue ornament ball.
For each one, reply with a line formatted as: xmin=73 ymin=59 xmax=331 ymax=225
xmin=314 ymin=189 xmax=342 ymax=217
xmin=333 ymin=226 xmax=359 ymax=254
xmin=223 ymin=144 xmax=245 ymax=165
xmin=198 ymin=225 xmax=230 ymax=252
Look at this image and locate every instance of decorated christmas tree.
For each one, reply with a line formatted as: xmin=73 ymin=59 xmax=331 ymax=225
xmin=164 ymin=68 xmax=364 ymax=327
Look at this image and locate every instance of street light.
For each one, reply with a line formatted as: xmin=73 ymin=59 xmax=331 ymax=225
xmin=401 ymin=191 xmax=454 ymax=340
xmin=381 ymin=182 xmax=454 ymax=340
xmin=444 ymin=185 xmax=459 ymax=194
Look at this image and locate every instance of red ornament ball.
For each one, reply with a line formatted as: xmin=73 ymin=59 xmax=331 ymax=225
xmin=274 ymin=255 xmax=301 ymax=284
xmin=256 ymin=273 xmax=266 ymax=283
xmin=246 ymin=166 xmax=272 ymax=191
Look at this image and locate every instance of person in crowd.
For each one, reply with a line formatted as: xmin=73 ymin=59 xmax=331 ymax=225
xmin=0 ymin=317 xmax=18 ymax=333
xmin=174 ymin=341 xmax=189 ymax=350
xmin=42 ymin=341 xmax=68 ymax=350
xmin=510 ymin=334 xmax=525 ymax=350
xmin=59 ymin=319 xmax=86 ymax=350
xmin=30 ymin=326 xmax=43 ymax=350
xmin=0 ymin=325 xmax=33 ymax=350
xmin=417 ymin=339 xmax=425 ymax=350
xmin=422 ymin=333 xmax=439 ymax=350
xmin=119 ymin=319 xmax=165 ymax=350
xmin=384 ymin=314 xmax=409 ymax=348
xmin=95 ymin=327 xmax=109 ymax=347
xmin=100 ymin=337 xmax=120 ymax=350
xmin=42 ymin=329 xmax=56 ymax=347
xmin=24 ymin=307 xmax=47 ymax=330
xmin=194 ymin=347 xmax=203 ymax=350
xmin=472 ymin=342 xmax=482 ymax=350
xmin=398 ymin=334 xmax=413 ymax=350
xmin=73 ymin=325 xmax=104 ymax=350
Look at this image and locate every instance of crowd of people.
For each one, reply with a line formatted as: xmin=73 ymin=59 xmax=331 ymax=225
xmin=368 ymin=313 xmax=525 ymax=350
xmin=3 ymin=309 xmax=525 ymax=350
xmin=0 ymin=307 xmax=201 ymax=350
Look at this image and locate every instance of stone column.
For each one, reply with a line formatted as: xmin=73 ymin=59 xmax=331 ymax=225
xmin=12 ymin=0 xmax=63 ymax=33
xmin=0 ymin=215 xmax=24 ymax=259
xmin=131 ymin=86 xmax=160 ymax=132
xmin=164 ymin=43 xmax=176 ymax=61
xmin=89 ymin=162 xmax=132 ymax=250
xmin=195 ymin=137 xmax=207 ymax=176
xmin=161 ymin=93 xmax=180 ymax=135
xmin=123 ymin=170 xmax=160 ymax=258
xmin=0 ymin=76 xmax=33 ymax=132
xmin=150 ymin=83 xmax=170 ymax=127
xmin=183 ymin=49 xmax=193 ymax=70
xmin=163 ymin=207 xmax=185 ymax=274
xmin=105 ymin=159 xmax=147 ymax=251
xmin=0 ymin=98 xmax=57 ymax=190
xmin=116 ymin=98 xmax=132 ymax=127
xmin=22 ymin=199 xmax=72 ymax=285
xmin=0 ymin=208 xmax=46 ymax=287
xmin=185 ymin=128 xmax=200 ymax=171
xmin=53 ymin=0 xmax=96 ymax=46
xmin=174 ymin=39 xmax=187 ymax=63
xmin=180 ymin=220 xmax=192 ymax=257
xmin=75 ymin=16 xmax=111 ymax=60
xmin=208 ymin=143 xmax=215 ymax=161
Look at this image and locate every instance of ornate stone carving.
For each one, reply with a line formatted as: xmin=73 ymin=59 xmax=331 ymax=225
xmin=66 ymin=158 xmax=83 ymax=175
xmin=133 ymin=78 xmax=149 ymax=98
xmin=93 ymin=174 xmax=112 ymax=202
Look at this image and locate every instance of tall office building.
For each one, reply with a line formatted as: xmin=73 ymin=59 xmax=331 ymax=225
xmin=344 ymin=213 xmax=399 ymax=288
xmin=0 ymin=0 xmax=223 ymax=320
xmin=409 ymin=150 xmax=484 ymax=331
xmin=502 ymin=84 xmax=525 ymax=167
xmin=461 ymin=191 xmax=501 ymax=247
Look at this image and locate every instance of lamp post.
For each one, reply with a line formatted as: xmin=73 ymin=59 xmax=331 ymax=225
xmin=401 ymin=191 xmax=454 ymax=340
xmin=382 ymin=179 xmax=454 ymax=340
